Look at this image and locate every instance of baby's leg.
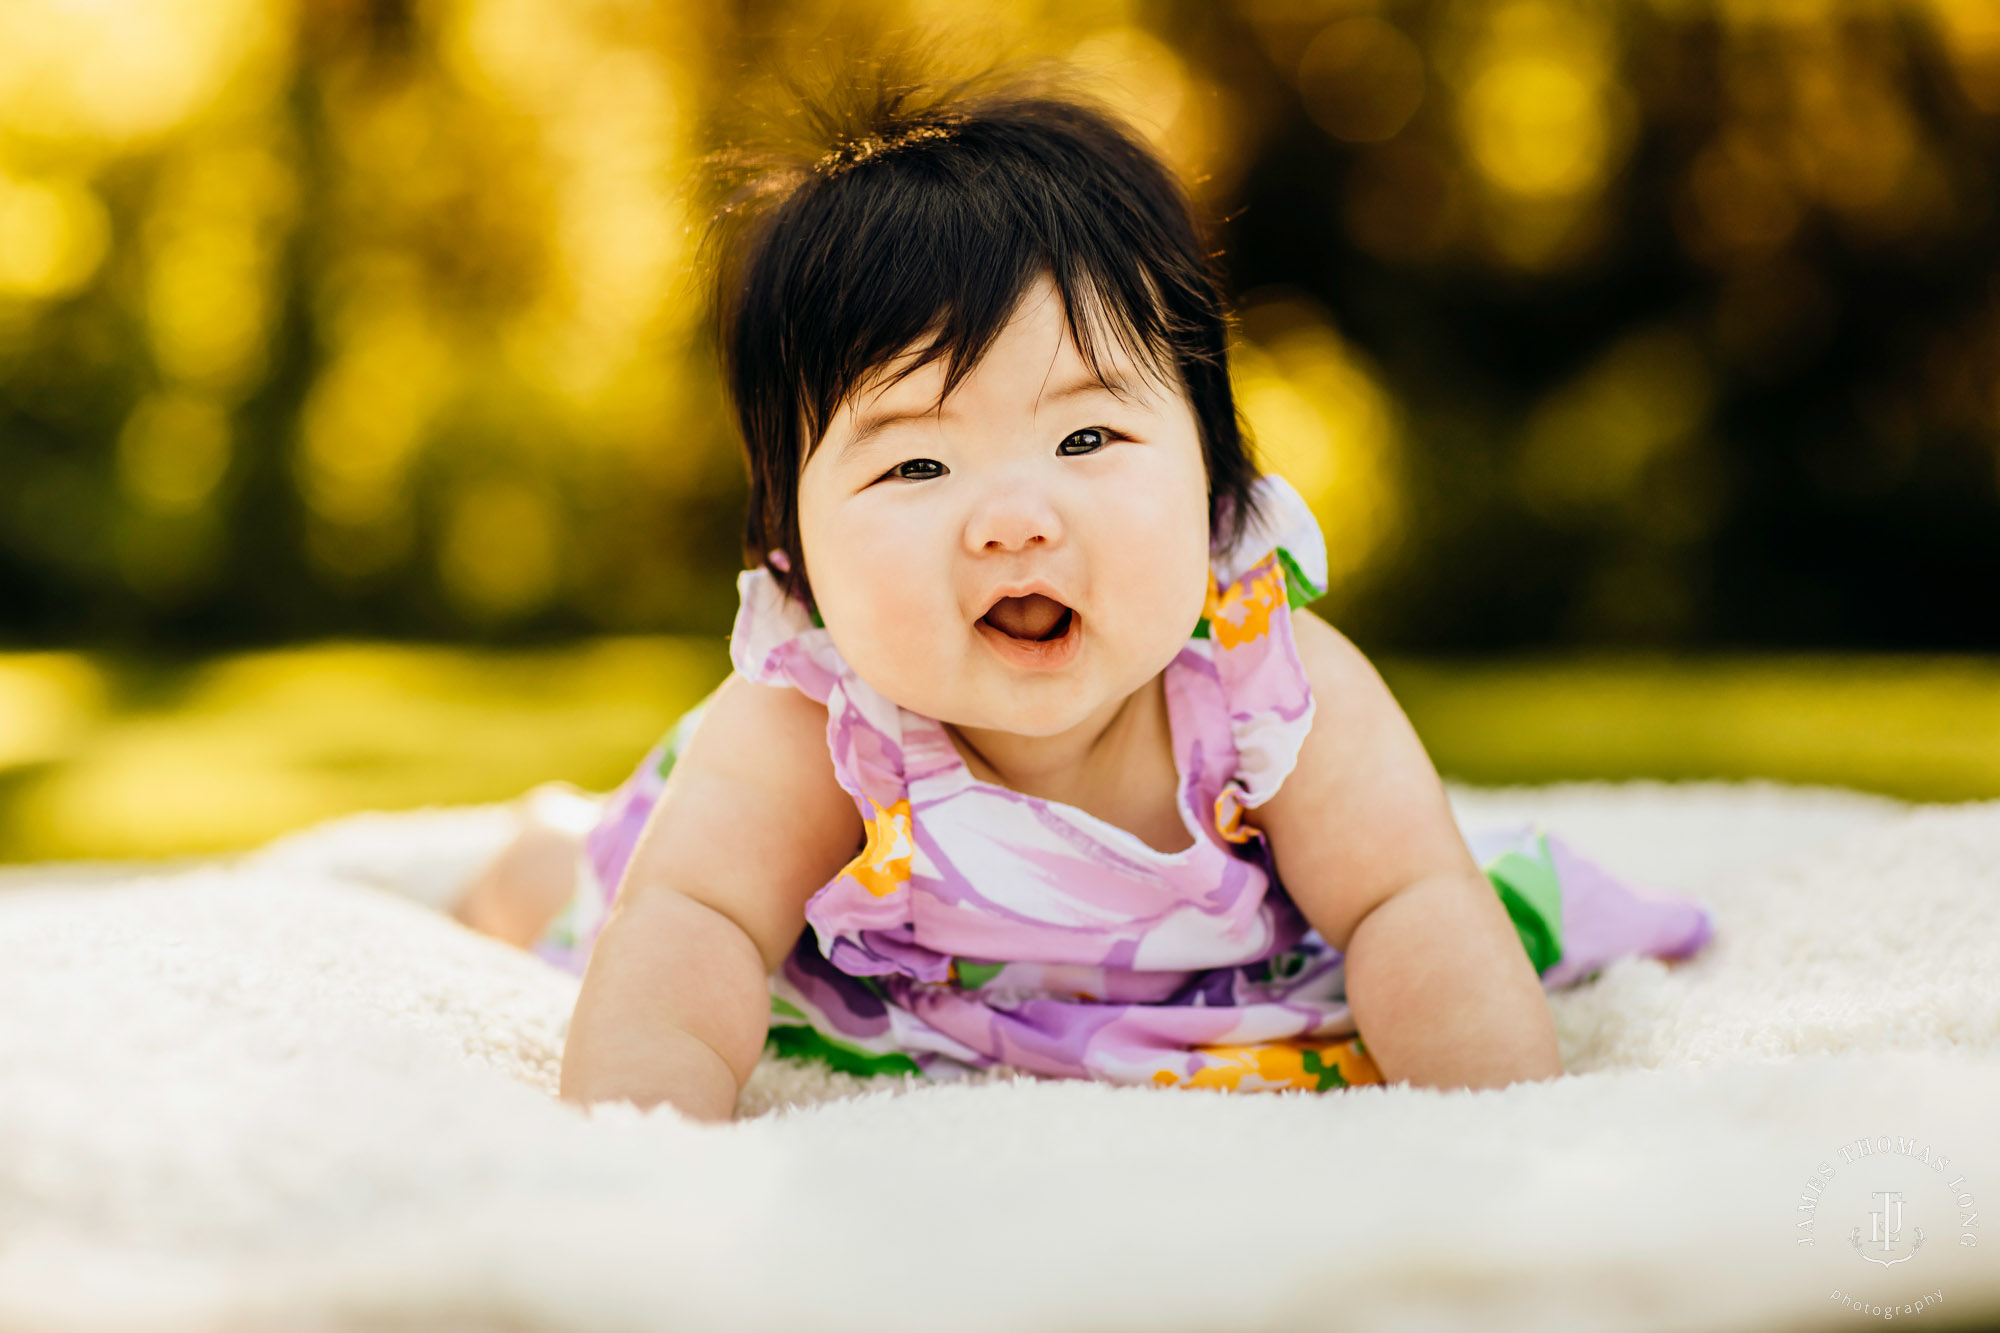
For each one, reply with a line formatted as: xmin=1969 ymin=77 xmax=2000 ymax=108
xmin=450 ymin=784 xmax=599 ymax=949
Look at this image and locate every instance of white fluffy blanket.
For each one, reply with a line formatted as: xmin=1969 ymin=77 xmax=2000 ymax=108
xmin=3 ymin=782 xmax=1997 ymax=1333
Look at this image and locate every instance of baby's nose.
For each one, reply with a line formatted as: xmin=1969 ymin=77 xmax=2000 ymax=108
xmin=968 ymin=488 xmax=1062 ymax=552
xmin=984 ymin=532 xmax=1047 ymax=550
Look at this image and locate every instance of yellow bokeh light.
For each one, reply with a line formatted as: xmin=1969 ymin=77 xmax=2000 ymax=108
xmin=0 ymin=173 xmax=108 ymax=298
xmin=1061 ymin=18 xmax=1239 ymax=191
xmin=1463 ymin=55 xmax=1610 ymax=199
xmin=1451 ymin=0 xmax=1628 ymax=207
xmin=1922 ymin=0 xmax=2000 ymax=112
xmin=0 ymin=0 xmax=279 ymax=149
xmin=550 ymin=53 xmax=685 ymax=339
xmin=145 ymin=222 xmax=274 ymax=388
xmin=1298 ymin=17 xmax=1426 ymax=144
xmin=1441 ymin=1 xmax=1633 ymax=269
xmin=0 ymin=654 xmax=105 ymax=773
xmin=447 ymin=0 xmax=600 ymax=108
xmin=141 ymin=141 xmax=293 ymax=390
xmin=438 ymin=480 xmax=561 ymax=621
xmin=117 ymin=392 xmax=233 ymax=514
xmin=1232 ymin=294 xmax=1400 ymax=593
xmin=1067 ymin=26 xmax=1195 ymax=162
xmin=441 ymin=0 xmax=697 ymax=435
xmin=297 ymin=294 xmax=458 ymax=528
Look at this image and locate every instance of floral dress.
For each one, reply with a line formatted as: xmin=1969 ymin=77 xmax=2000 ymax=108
xmin=534 ymin=473 xmax=1717 ymax=1092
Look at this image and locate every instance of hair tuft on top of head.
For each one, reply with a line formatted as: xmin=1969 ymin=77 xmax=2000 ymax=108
xmin=686 ymin=39 xmax=1268 ymax=619
xmin=813 ymin=114 xmax=967 ymax=176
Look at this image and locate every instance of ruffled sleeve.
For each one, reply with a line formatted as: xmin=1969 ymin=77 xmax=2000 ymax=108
xmin=1202 ymin=473 xmax=1329 ymax=844
xmin=728 ymin=563 xmax=839 ymax=703
xmin=1211 ymin=471 xmax=1329 ymax=605
xmin=728 ymin=562 xmax=916 ymax=816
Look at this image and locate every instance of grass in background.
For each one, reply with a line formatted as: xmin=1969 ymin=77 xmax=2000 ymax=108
xmin=1379 ymin=655 xmax=2000 ymax=800
xmin=0 ymin=639 xmax=728 ymax=863
xmin=3 ymin=642 xmax=1999 ymax=864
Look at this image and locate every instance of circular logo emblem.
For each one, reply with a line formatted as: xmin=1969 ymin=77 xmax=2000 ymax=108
xmin=1792 ymin=1132 xmax=1981 ymax=1319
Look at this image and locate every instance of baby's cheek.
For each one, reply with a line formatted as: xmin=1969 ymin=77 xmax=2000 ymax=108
xmin=1091 ymin=462 xmax=1208 ymax=587
xmin=816 ymin=513 xmax=912 ymax=616
xmin=877 ymin=582 xmax=945 ymax=662
xmin=1105 ymin=525 xmax=1209 ymax=632
xmin=842 ymin=534 xmax=958 ymax=702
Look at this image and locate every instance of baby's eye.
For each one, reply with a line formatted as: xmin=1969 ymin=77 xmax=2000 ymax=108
xmin=886 ymin=458 xmax=946 ymax=482
xmin=1057 ymin=427 xmax=1120 ymax=456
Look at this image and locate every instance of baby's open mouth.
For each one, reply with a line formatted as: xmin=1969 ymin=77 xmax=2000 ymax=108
xmin=981 ymin=593 xmax=1075 ymax=642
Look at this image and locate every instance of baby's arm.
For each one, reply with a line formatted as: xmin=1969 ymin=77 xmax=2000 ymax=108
xmin=1250 ymin=608 xmax=1564 ymax=1092
xmin=559 ymin=672 xmax=864 ymax=1122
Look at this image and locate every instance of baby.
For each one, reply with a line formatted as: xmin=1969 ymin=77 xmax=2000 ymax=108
xmin=452 ymin=64 xmax=1716 ymax=1122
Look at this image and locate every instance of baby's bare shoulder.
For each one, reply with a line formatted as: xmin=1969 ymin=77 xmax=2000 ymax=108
xmin=682 ymin=672 xmax=844 ymax=791
xmin=1252 ymin=606 xmax=1475 ymax=949
xmin=1266 ymin=606 xmax=1408 ymax=815
xmin=1285 ymin=605 xmax=1377 ymax=695
xmin=1278 ymin=605 xmax=1439 ymax=792
xmin=619 ymin=673 xmax=863 ymax=970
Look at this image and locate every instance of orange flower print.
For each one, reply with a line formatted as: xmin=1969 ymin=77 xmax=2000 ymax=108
xmin=1212 ymin=789 xmax=1260 ymax=845
xmin=840 ymin=796 xmax=915 ymax=898
xmin=1203 ymin=550 xmax=1287 ymax=650
xmin=1150 ymin=1037 xmax=1384 ymax=1092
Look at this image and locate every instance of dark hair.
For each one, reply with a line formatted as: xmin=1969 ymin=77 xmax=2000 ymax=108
xmin=694 ymin=48 xmax=1266 ymax=616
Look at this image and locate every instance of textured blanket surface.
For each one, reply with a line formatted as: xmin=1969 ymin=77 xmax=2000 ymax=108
xmin=3 ymin=781 xmax=1997 ymax=1333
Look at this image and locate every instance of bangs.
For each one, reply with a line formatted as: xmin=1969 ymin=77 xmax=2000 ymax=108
xmin=699 ymin=56 xmax=1264 ymax=614
xmin=793 ymin=206 xmax=1193 ymax=472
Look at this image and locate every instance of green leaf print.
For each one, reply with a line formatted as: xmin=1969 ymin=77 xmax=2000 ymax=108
xmin=1274 ymin=544 xmax=1325 ymax=606
xmin=953 ymin=959 xmax=1006 ymax=990
xmin=1299 ymin=1047 xmax=1351 ymax=1091
xmin=1484 ymin=832 xmax=1565 ymax=976
xmin=764 ymin=1023 xmax=922 ymax=1078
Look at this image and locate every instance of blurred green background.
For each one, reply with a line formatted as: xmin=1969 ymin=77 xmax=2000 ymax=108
xmin=4 ymin=0 xmax=2000 ymax=861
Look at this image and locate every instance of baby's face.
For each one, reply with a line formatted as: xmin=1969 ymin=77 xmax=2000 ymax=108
xmin=795 ymin=270 xmax=1212 ymax=738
